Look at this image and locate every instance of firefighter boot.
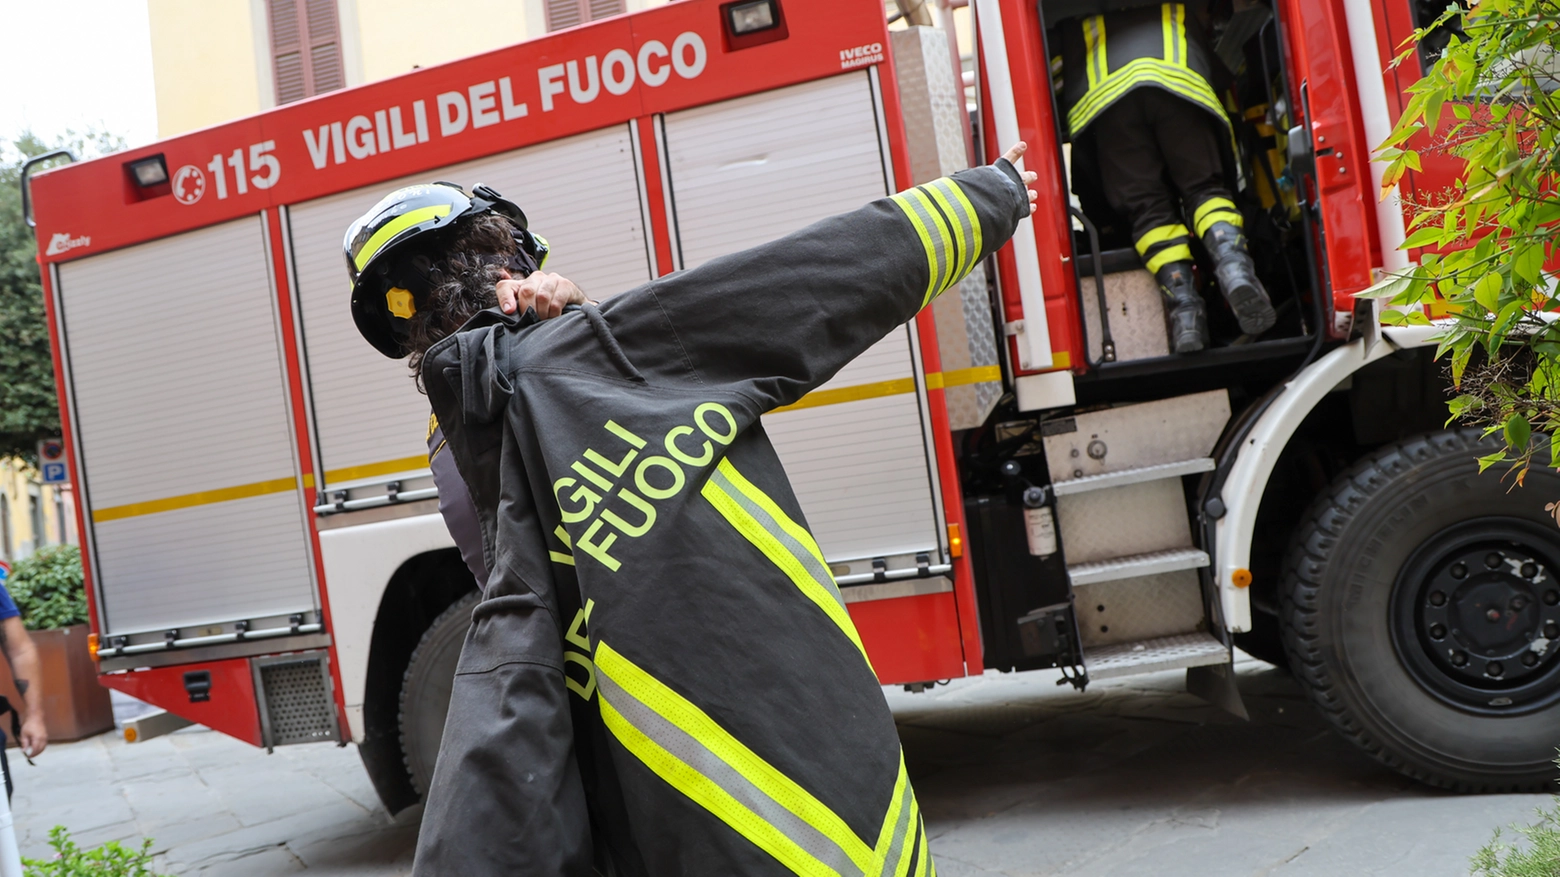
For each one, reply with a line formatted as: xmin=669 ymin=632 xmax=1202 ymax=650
xmin=1156 ymin=261 xmax=1208 ymax=354
xmin=1202 ymin=221 xmax=1277 ymax=336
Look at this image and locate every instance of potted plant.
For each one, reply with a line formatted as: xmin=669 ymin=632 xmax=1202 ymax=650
xmin=3 ymin=547 xmax=112 ymax=741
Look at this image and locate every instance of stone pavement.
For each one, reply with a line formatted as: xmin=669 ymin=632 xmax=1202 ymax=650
xmin=8 ymin=660 xmax=1553 ymax=875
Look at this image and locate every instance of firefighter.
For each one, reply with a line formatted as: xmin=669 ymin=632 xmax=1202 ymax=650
xmin=1057 ymin=1 xmax=1275 ymax=352
xmin=346 ymin=145 xmax=1038 ymax=875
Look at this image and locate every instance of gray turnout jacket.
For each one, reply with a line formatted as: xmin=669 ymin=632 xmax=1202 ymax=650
xmin=414 ymin=160 xmax=1028 ymax=876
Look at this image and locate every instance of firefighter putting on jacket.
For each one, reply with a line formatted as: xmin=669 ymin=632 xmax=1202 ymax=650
xmin=1058 ymin=1 xmax=1275 ymax=353
xmin=344 ymin=145 xmax=1039 ymax=876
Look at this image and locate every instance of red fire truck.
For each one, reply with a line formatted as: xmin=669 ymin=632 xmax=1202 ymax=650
xmin=22 ymin=0 xmax=1555 ymax=809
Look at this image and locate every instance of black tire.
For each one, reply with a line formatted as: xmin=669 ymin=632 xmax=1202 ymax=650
xmin=1282 ymin=428 xmax=1560 ymax=792
xmin=1233 ymin=609 xmax=1290 ymax=671
xmin=400 ymin=590 xmax=480 ymax=797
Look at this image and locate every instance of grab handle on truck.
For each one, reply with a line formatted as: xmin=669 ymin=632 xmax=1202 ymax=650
xmin=19 ymin=150 xmax=75 ymax=228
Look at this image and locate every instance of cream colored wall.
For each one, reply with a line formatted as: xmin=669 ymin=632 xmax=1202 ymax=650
xmin=354 ymin=0 xmax=529 ymax=82
xmin=0 ymin=461 xmax=75 ymax=561
xmin=147 ymin=0 xmax=264 ymax=137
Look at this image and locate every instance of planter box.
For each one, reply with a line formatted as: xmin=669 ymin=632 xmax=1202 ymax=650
xmin=0 ymin=624 xmax=113 ymax=743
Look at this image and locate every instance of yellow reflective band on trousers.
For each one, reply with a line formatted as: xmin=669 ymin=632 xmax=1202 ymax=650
xmin=1144 ymin=244 xmax=1193 ymax=274
xmin=1068 ymin=57 xmax=1227 ymax=136
xmin=595 ymin=641 xmax=876 ymax=876
xmin=1134 ymin=223 xmax=1188 ymax=258
xmin=354 ymin=204 xmax=452 ymax=271
xmin=1193 ymin=196 xmax=1243 ymax=236
xmin=701 ymin=459 xmax=870 ymax=664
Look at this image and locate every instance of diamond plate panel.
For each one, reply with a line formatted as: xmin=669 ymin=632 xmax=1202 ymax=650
xmin=1074 ymin=569 xmax=1205 ymax=647
xmin=1041 ymin=390 xmax=1231 ymax=483
xmin=1066 ymin=547 xmax=1210 ymax=585
xmin=1079 ymin=268 xmax=1169 ymax=363
xmin=1055 ymin=477 xmax=1192 ymax=563
xmin=1083 ymin=632 xmax=1228 ymax=680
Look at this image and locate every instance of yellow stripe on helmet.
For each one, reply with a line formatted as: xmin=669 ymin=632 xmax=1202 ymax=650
xmin=354 ymin=203 xmax=452 ymax=272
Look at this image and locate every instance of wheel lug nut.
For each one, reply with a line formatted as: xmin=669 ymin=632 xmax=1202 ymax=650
xmin=1523 ymin=652 xmax=1540 ymax=667
xmin=1548 ymin=621 xmax=1560 ymax=639
xmin=1523 ymin=562 xmax=1539 ymax=578
xmin=1451 ymin=563 xmax=1469 ymax=579
xmin=1488 ymin=553 xmax=1505 ymax=569
xmin=1487 ymin=661 xmax=1505 ymax=677
xmin=1546 ymin=590 xmax=1559 ymax=606
xmin=1451 ymin=651 xmax=1470 ymax=667
xmin=1430 ymin=591 xmax=1448 ymax=607
xmin=1487 ymin=608 xmax=1503 ymax=622
xmin=1513 ymin=597 xmax=1528 ymax=611
xmin=1430 ymin=623 xmax=1447 ymax=639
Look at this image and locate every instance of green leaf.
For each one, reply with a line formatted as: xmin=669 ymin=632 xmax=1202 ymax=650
xmin=1402 ymin=224 xmax=1446 ymax=249
xmin=1515 ymin=243 xmax=1546 ymax=285
xmin=1477 ymin=450 xmax=1508 ymax=473
xmin=1453 ymin=103 xmax=1471 ymax=120
xmin=1507 ymin=414 xmax=1533 ymax=451
xmin=1472 ymin=271 xmax=1504 ymax=312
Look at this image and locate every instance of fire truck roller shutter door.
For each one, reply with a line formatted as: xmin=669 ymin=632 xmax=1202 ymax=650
xmin=56 ymin=217 xmax=317 ymax=635
xmin=660 ymin=72 xmax=946 ymax=564
xmin=286 ymin=125 xmax=653 ymax=492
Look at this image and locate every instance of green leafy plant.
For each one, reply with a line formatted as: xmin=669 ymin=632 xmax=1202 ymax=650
xmin=1366 ymin=1 xmax=1560 ymax=482
xmin=1469 ymin=756 xmax=1560 ymax=875
xmin=7 ymin=545 xmax=86 ymax=630
xmin=23 ymin=826 xmax=164 ymax=877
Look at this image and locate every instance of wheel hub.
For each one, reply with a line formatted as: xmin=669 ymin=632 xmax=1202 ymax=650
xmin=1392 ymin=520 xmax=1560 ymax=714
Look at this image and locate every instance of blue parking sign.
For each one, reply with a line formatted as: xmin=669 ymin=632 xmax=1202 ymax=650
xmin=41 ymin=462 xmax=67 ymax=484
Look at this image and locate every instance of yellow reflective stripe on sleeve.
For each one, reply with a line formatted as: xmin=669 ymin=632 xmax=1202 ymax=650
xmin=889 ymin=189 xmax=950 ymax=306
xmin=1144 ymin=243 xmax=1194 ymax=274
xmin=1134 ymin=224 xmax=1189 ymax=257
xmin=1193 ymin=196 xmax=1243 ymax=236
xmin=702 ymin=459 xmax=871 ymax=664
xmin=594 ymin=641 xmax=875 ymax=876
xmin=925 ymin=179 xmax=984 ymax=292
xmin=1068 ymin=59 xmax=1227 ymax=136
xmin=354 ymin=204 xmax=452 ymax=271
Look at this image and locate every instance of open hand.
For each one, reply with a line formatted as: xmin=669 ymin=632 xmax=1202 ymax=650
xmin=1002 ymin=141 xmax=1041 ymax=215
xmin=496 ymin=271 xmax=591 ymax=319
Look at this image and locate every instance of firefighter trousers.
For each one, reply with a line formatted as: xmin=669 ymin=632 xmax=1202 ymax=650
xmin=1092 ymin=89 xmax=1241 ymax=274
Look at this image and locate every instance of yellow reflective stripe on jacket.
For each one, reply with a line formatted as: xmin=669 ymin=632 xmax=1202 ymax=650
xmin=1083 ymin=15 xmax=1106 ymax=88
xmin=354 ymin=204 xmax=451 ymax=271
xmin=1144 ymin=244 xmax=1193 ymax=274
xmin=913 ymin=815 xmax=931 ymax=877
xmin=1068 ymin=57 xmax=1227 ymax=135
xmin=594 ymin=641 xmax=876 ymax=875
xmin=889 ymin=188 xmax=951 ymax=306
xmin=1161 ymin=3 xmax=1188 ymax=66
xmin=868 ymin=759 xmax=919 ymax=877
xmin=1133 ymin=223 xmax=1188 ymax=258
xmin=924 ymin=179 xmax=983 ymax=289
xmin=702 ymin=459 xmax=870 ymax=663
xmin=1193 ymin=196 xmax=1243 ymax=236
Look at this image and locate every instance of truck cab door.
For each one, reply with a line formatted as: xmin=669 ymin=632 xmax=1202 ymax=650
xmin=1278 ymin=0 xmax=1381 ymax=334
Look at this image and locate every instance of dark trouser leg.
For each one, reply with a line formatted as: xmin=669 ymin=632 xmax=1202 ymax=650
xmin=1146 ymin=95 xmax=1277 ymax=335
xmin=1092 ymin=91 xmax=1206 ymax=353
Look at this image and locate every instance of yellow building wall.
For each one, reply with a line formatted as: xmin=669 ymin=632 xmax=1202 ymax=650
xmin=147 ymin=0 xmax=264 ymax=138
xmin=355 ymin=0 xmax=530 ymax=83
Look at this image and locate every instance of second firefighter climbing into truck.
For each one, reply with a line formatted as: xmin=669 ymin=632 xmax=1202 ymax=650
xmin=1055 ymin=0 xmax=1276 ymax=353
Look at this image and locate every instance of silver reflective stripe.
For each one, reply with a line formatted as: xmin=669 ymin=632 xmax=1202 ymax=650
xmin=596 ymin=668 xmax=866 ymax=877
xmin=896 ymin=189 xmax=954 ymax=295
xmin=709 ymin=467 xmax=847 ymax=610
xmin=879 ymin=777 xmax=915 ymax=876
xmin=924 ymin=180 xmax=977 ymax=289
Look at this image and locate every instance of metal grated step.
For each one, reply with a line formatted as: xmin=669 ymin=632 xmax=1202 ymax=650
xmin=1067 ymin=547 xmax=1209 ymax=585
xmin=1083 ymin=631 xmax=1228 ymax=680
xmin=1051 ymin=458 xmax=1216 ymax=496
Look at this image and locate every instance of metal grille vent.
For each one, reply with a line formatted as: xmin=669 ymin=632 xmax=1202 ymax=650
xmin=256 ymin=655 xmax=337 ymax=747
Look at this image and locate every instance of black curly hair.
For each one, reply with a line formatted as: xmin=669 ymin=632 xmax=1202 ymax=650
xmin=402 ymin=213 xmax=518 ymax=390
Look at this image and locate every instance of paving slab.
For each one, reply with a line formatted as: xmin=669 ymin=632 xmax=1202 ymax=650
xmin=4 ymin=661 xmax=1550 ymax=875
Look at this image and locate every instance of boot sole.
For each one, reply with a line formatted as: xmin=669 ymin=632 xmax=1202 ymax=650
xmin=1225 ymin=281 xmax=1277 ymax=336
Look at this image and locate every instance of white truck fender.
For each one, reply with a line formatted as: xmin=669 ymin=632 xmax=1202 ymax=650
xmin=1213 ymin=324 xmax=1441 ymax=631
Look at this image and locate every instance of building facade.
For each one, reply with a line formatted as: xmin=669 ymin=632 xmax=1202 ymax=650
xmin=0 ymin=461 xmax=76 ymax=562
xmin=147 ymin=0 xmax=673 ymax=138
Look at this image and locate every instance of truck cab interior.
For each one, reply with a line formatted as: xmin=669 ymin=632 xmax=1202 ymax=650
xmin=1034 ymin=0 xmax=1323 ymax=387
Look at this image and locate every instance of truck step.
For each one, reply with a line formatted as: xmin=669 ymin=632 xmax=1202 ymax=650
xmin=1067 ymin=547 xmax=1209 ymax=585
xmin=1083 ymin=631 xmax=1228 ymax=680
xmin=1051 ymin=457 xmax=1216 ymax=497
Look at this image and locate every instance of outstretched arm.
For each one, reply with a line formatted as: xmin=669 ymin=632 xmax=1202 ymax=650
xmin=604 ymin=143 xmax=1038 ymax=411
xmin=0 ymin=617 xmax=45 ymax=757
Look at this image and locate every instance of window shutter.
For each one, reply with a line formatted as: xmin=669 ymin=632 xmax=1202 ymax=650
xmin=546 ymin=0 xmax=625 ymax=32
xmin=267 ymin=0 xmax=345 ymax=105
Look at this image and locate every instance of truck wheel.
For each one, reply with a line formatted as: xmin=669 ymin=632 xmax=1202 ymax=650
xmin=1282 ymin=428 xmax=1560 ymax=792
xmin=400 ymin=590 xmax=480 ymax=797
